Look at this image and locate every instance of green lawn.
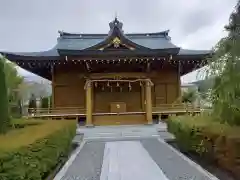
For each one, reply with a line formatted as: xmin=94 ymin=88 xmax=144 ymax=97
xmin=0 ymin=119 xmax=76 ymax=152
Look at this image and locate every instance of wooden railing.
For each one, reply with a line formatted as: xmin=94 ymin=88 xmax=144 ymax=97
xmin=28 ymin=107 xmax=86 ymax=116
xmin=152 ymin=103 xmax=201 ymax=113
xmin=27 ymin=103 xmax=200 ymax=118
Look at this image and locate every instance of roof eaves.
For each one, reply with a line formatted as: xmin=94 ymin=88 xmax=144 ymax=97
xmin=0 ymin=47 xmax=59 ymax=57
xmin=178 ymin=49 xmax=212 ymax=56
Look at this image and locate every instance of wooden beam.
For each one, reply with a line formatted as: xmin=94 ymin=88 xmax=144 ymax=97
xmin=90 ymin=72 xmax=148 ymax=79
xmin=84 ymin=78 xmax=153 ymax=89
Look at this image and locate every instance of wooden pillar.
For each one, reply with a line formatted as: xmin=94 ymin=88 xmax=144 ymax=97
xmin=145 ymin=80 xmax=152 ymax=124
xmin=51 ymin=65 xmax=55 ymax=108
xmin=141 ymin=83 xmax=145 ymax=111
xmin=178 ymin=61 xmax=182 ymax=103
xmin=86 ymin=80 xmax=93 ymax=126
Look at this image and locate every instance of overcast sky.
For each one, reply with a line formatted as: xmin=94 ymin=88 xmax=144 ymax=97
xmin=0 ymin=0 xmax=237 ymax=83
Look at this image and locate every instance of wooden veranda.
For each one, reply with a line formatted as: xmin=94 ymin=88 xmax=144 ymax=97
xmin=27 ymin=103 xmax=201 ymax=124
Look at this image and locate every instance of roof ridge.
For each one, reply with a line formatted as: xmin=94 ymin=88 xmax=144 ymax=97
xmin=58 ymin=30 xmax=170 ymax=38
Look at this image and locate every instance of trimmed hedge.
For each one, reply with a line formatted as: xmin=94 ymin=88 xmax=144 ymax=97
xmin=0 ymin=122 xmax=76 ymax=180
xmin=167 ymin=115 xmax=240 ymax=178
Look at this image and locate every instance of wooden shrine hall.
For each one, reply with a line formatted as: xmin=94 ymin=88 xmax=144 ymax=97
xmin=1 ymin=18 xmax=211 ymax=126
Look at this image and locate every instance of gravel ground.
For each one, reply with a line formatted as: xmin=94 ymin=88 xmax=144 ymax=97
xmin=141 ymin=139 xmax=214 ymax=180
xmin=58 ymin=139 xmax=221 ymax=180
xmin=168 ymin=142 xmax=237 ymax=180
xmin=61 ymin=141 xmax=105 ymax=180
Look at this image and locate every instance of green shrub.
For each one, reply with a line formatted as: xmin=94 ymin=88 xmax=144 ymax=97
xmin=167 ymin=117 xmax=207 ymax=156
xmin=168 ymin=115 xmax=240 ymax=178
xmin=0 ymin=123 xmax=76 ymax=180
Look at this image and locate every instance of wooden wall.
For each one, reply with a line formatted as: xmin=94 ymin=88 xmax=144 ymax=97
xmin=149 ymin=70 xmax=181 ymax=106
xmin=93 ymin=114 xmax=146 ymax=126
xmin=52 ymin=67 xmax=180 ymax=110
xmin=53 ymin=66 xmax=85 ymax=108
xmin=94 ymin=89 xmax=141 ymax=112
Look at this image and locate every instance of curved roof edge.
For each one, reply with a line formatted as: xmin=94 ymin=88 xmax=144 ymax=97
xmin=0 ymin=48 xmax=212 ymax=58
xmin=0 ymin=46 xmax=59 ymax=57
xmin=178 ymin=49 xmax=212 ymax=56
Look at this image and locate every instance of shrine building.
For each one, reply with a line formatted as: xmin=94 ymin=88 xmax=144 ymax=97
xmin=0 ymin=18 xmax=211 ymax=126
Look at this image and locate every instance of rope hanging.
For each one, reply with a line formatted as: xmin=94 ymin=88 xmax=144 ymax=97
xmin=84 ymin=78 xmax=153 ymax=89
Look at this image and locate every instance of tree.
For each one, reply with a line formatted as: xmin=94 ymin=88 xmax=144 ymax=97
xmin=49 ymin=95 xmax=52 ymax=108
xmin=0 ymin=58 xmax=10 ymax=134
xmin=28 ymin=94 xmax=37 ymax=114
xmin=182 ymin=89 xmax=197 ymax=103
xmin=207 ymin=1 xmax=240 ymax=125
xmin=3 ymin=58 xmax=23 ymax=104
xmin=41 ymin=96 xmax=49 ymax=109
xmin=0 ymin=57 xmax=23 ymax=117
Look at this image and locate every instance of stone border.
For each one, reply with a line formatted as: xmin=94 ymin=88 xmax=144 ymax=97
xmin=84 ymin=135 xmax=160 ymax=141
xmin=53 ymin=140 xmax=86 ymax=180
xmin=157 ymin=138 xmax=219 ymax=180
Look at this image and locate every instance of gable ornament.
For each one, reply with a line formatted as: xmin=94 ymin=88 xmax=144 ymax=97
xmin=112 ymin=37 xmax=121 ymax=48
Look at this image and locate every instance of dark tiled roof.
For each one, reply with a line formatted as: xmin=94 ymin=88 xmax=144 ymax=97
xmin=0 ymin=38 xmax=211 ymax=58
xmin=56 ymin=30 xmax=178 ymax=50
xmin=1 ymin=42 xmax=211 ymax=59
xmin=56 ymin=35 xmax=104 ymax=50
xmin=0 ymin=18 xmax=211 ymax=58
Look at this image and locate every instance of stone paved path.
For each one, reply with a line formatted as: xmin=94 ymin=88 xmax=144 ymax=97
xmin=100 ymin=141 xmax=168 ymax=180
xmin=55 ymin=125 xmax=219 ymax=180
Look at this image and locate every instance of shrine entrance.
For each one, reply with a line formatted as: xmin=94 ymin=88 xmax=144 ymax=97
xmin=84 ymin=78 xmax=153 ymax=126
